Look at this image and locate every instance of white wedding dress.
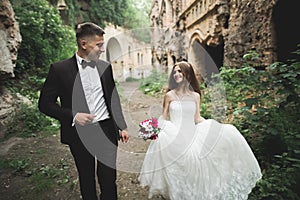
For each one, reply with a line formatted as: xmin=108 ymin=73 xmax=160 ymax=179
xmin=138 ymin=98 xmax=262 ymax=200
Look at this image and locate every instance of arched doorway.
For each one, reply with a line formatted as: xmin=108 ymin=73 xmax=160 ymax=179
xmin=106 ymin=37 xmax=122 ymax=62
xmin=106 ymin=37 xmax=123 ymax=80
xmin=188 ymin=32 xmax=223 ymax=83
xmin=273 ymin=0 xmax=300 ymax=62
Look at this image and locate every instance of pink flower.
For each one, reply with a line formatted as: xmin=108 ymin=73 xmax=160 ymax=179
xmin=151 ymin=117 xmax=158 ymax=128
xmin=138 ymin=117 xmax=160 ymax=141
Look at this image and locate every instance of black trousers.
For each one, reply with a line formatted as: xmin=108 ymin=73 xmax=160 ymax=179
xmin=70 ymin=119 xmax=118 ymax=200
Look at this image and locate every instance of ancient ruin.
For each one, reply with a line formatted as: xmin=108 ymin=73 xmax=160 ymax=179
xmin=149 ymin=0 xmax=300 ymax=80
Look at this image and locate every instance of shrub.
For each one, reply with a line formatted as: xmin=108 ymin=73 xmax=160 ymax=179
xmin=217 ymin=50 xmax=300 ymax=199
xmin=5 ymin=102 xmax=58 ymax=138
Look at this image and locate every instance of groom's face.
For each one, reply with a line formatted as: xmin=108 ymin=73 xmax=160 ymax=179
xmin=84 ymin=34 xmax=105 ymax=61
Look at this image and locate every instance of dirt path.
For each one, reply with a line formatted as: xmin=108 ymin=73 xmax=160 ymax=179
xmin=0 ymin=81 xmax=165 ymax=200
xmin=117 ymin=81 xmax=164 ymax=200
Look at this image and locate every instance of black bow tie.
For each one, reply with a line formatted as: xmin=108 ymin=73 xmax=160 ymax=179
xmin=81 ymin=60 xmax=97 ymax=68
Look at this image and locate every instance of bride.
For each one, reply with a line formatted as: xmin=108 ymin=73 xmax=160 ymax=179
xmin=138 ymin=61 xmax=262 ymax=200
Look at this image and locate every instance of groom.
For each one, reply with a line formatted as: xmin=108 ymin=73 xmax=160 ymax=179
xmin=38 ymin=22 xmax=129 ymax=200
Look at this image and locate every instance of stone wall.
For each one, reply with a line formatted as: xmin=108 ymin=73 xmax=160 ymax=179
xmin=0 ymin=0 xmax=21 ymax=77
xmin=0 ymin=0 xmax=22 ymax=137
xmin=149 ymin=0 xmax=282 ymax=70
xmin=223 ymin=0 xmax=277 ymax=67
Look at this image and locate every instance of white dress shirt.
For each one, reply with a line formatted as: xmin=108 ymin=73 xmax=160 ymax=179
xmin=75 ymin=53 xmax=110 ymax=123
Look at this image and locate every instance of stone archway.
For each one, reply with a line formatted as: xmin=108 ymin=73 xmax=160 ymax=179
xmin=188 ymin=31 xmax=219 ymax=83
xmin=106 ymin=37 xmax=123 ymax=80
xmin=106 ymin=37 xmax=122 ymax=63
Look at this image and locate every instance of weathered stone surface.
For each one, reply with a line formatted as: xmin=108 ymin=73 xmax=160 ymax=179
xmin=0 ymin=0 xmax=21 ymax=77
xmin=223 ymin=0 xmax=277 ymax=67
xmin=149 ymin=0 xmax=281 ymax=70
xmin=0 ymin=0 xmax=22 ymax=137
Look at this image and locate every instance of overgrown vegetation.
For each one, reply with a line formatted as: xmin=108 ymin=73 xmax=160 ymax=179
xmin=63 ymin=0 xmax=128 ymax=28
xmin=4 ymin=102 xmax=58 ymax=140
xmin=64 ymin=0 xmax=152 ymax=42
xmin=140 ymin=50 xmax=300 ymax=199
xmin=218 ymin=50 xmax=300 ymax=200
xmin=3 ymin=0 xmax=72 ymax=139
xmin=139 ymin=70 xmax=168 ymax=97
xmin=122 ymin=0 xmax=152 ymax=43
xmin=10 ymin=0 xmax=76 ymax=75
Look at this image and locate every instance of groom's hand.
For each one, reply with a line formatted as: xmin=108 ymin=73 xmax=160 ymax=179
xmin=120 ymin=129 xmax=129 ymax=144
xmin=74 ymin=113 xmax=96 ymax=126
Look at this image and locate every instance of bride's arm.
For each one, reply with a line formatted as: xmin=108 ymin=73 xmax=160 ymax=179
xmin=162 ymin=92 xmax=172 ymax=120
xmin=158 ymin=92 xmax=172 ymax=129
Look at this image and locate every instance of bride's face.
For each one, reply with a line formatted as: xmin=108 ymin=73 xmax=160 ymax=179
xmin=173 ymin=66 xmax=184 ymax=83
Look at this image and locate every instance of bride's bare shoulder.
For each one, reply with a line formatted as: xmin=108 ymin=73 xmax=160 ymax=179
xmin=164 ymin=90 xmax=175 ymax=102
xmin=192 ymin=91 xmax=200 ymax=98
xmin=165 ymin=90 xmax=173 ymax=97
xmin=192 ymin=91 xmax=201 ymax=101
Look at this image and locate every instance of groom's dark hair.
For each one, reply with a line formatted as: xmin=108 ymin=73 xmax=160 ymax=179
xmin=75 ymin=22 xmax=105 ymax=45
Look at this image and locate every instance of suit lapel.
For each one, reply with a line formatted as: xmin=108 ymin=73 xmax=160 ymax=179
xmin=69 ymin=55 xmax=79 ymax=82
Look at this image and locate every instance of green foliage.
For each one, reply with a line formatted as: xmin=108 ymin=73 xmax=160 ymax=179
xmin=29 ymin=172 xmax=54 ymax=193
xmin=125 ymin=77 xmax=139 ymax=82
xmin=139 ymin=70 xmax=168 ymax=96
xmin=6 ymin=75 xmax=46 ymax=100
xmin=216 ymin=51 xmax=300 ymax=199
xmin=11 ymin=0 xmax=76 ymax=74
xmin=10 ymin=0 xmax=76 ymax=94
xmin=28 ymin=159 xmax=71 ymax=193
xmin=198 ymin=83 xmax=214 ymax=120
xmin=9 ymin=158 xmax=31 ymax=172
xmin=249 ymin=153 xmax=300 ymax=200
xmin=5 ymin=102 xmax=58 ymax=139
xmin=90 ymin=0 xmax=152 ymax=42
xmin=89 ymin=0 xmax=128 ymax=28
xmin=0 ymin=157 xmax=71 ymax=195
xmin=123 ymin=0 xmax=152 ymax=42
xmin=64 ymin=0 xmax=80 ymax=26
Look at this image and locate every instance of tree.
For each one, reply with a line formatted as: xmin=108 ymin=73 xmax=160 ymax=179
xmin=123 ymin=0 xmax=152 ymax=43
xmin=89 ymin=0 xmax=128 ymax=28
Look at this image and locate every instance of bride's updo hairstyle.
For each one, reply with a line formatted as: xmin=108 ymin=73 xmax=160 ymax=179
xmin=168 ymin=61 xmax=201 ymax=95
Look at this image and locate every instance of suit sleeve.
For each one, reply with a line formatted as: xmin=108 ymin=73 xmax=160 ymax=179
xmin=38 ymin=64 xmax=73 ymax=123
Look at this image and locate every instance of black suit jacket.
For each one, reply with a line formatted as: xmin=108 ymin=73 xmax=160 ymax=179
xmin=38 ymin=55 xmax=127 ymax=145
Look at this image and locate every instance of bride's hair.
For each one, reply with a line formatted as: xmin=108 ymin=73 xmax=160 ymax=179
xmin=168 ymin=61 xmax=201 ymax=95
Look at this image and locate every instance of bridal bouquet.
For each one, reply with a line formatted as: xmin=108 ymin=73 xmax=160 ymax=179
xmin=138 ymin=117 xmax=160 ymax=141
